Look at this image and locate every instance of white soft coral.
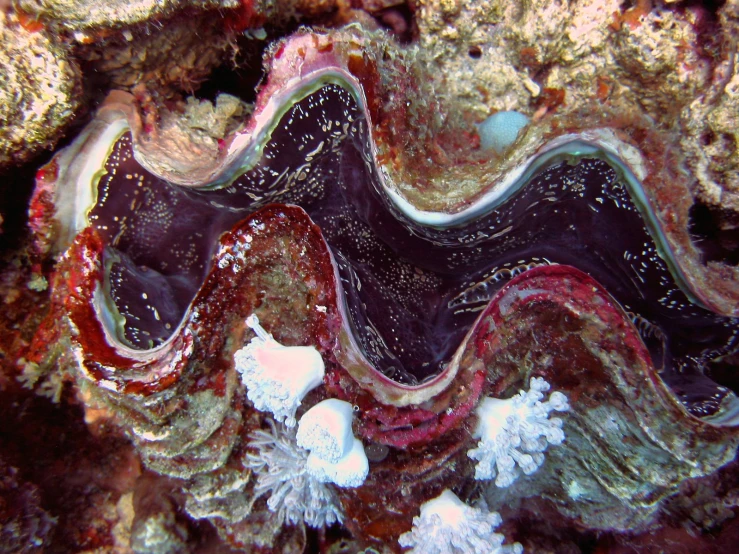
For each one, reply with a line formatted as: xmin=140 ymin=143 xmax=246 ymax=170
xmin=306 ymin=437 xmax=368 ymax=488
xmin=245 ymin=420 xmax=343 ymax=528
xmin=297 ymin=398 xmax=369 ymax=488
xmin=234 ymin=314 xmax=325 ymax=427
xmin=297 ymin=398 xmax=355 ymax=462
xmin=398 ymin=489 xmax=523 ymax=554
xmin=468 ymin=377 xmax=570 ymax=487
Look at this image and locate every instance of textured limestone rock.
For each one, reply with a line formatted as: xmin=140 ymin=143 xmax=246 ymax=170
xmin=0 ymin=11 xmax=81 ymax=168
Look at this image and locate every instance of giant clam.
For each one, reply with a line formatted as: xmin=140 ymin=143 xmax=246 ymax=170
xmin=22 ymin=22 xmax=739 ymax=552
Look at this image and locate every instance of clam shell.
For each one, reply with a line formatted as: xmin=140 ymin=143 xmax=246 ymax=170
xmin=28 ymin=25 xmax=739 ymax=550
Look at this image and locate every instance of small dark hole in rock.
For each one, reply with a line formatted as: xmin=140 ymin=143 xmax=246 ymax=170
xmin=376 ymin=4 xmax=414 ymax=44
xmin=677 ymin=0 xmax=727 ymax=17
xmin=195 ymin=36 xmax=268 ymax=105
xmin=468 ymin=45 xmax=482 ymax=59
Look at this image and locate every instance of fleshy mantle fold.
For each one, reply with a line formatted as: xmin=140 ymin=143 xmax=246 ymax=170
xmin=30 ymin=26 xmax=738 ymax=415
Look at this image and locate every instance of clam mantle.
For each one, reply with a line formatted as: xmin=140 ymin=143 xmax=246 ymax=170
xmin=26 ymin=26 xmax=739 ymax=551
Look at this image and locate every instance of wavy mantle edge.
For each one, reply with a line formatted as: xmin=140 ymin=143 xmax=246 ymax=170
xmin=32 ymin=28 xmax=739 ymax=409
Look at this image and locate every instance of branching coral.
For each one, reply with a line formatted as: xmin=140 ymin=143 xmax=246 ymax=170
xmin=234 ymin=314 xmax=325 ymax=427
xmin=398 ymin=489 xmax=523 ymax=554
xmin=468 ymin=377 xmax=570 ymax=487
xmin=245 ymin=420 xmax=343 ymax=528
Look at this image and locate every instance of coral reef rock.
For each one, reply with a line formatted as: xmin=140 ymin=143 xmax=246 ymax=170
xmin=4 ymin=2 xmax=739 ymax=553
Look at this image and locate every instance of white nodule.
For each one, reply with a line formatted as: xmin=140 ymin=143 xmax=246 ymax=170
xmin=297 ymin=398 xmax=355 ymax=463
xmin=235 ymin=315 xmax=325 ymax=426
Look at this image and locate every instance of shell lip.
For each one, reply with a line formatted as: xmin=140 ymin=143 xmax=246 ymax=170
xmin=91 ymin=281 xmax=188 ymax=365
xmin=384 ymin=130 xmax=646 ymax=227
xmin=129 ymin=88 xmax=718 ymax=315
xmin=702 ymin=400 xmax=739 ymax=427
xmin=56 ymin=117 xmax=732 ymax=404
xmin=45 ymin=28 xmax=731 ymax=316
xmin=40 ymin=28 xmax=739 ymax=404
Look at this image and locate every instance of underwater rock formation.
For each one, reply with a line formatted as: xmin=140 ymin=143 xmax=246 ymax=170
xmin=4 ymin=1 xmax=739 ymax=552
xmin=14 ymin=0 xmax=242 ymax=31
xmin=0 ymin=0 xmax=409 ymax=172
xmin=0 ymin=10 xmax=81 ymax=168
